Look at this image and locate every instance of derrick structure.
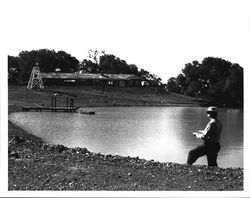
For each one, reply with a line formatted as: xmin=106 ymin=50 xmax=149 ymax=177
xmin=27 ymin=65 xmax=44 ymax=90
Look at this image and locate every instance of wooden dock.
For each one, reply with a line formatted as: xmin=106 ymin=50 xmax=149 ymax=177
xmin=21 ymin=106 xmax=78 ymax=112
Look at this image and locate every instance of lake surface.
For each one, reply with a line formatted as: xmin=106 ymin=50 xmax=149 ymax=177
xmin=9 ymin=106 xmax=243 ymax=168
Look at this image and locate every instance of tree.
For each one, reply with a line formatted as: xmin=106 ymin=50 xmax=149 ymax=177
xmin=18 ymin=50 xmax=39 ymax=84
xmin=56 ymin=50 xmax=79 ymax=72
xmin=9 ymin=48 xmax=163 ymax=87
xmin=82 ymin=51 xmax=162 ymax=86
xmin=79 ymin=59 xmax=99 ymax=73
xmin=166 ymin=77 xmax=178 ymax=92
xmin=139 ymin=69 xmax=162 ymax=86
xmin=166 ymin=57 xmax=243 ymax=107
xmin=176 ymin=73 xmax=187 ymax=94
xmin=182 ymin=61 xmax=199 ymax=83
xmin=99 ymin=54 xmax=129 ymax=74
xmin=186 ymin=80 xmax=200 ymax=96
xmin=8 ymin=49 xmax=80 ymax=84
xmin=8 ymin=56 xmax=20 ymax=84
xmin=87 ymin=49 xmax=105 ymax=65
xmin=223 ymin=64 xmax=243 ymax=107
xmin=128 ymin=64 xmax=140 ymax=76
xmin=98 ymin=53 xmax=140 ymax=75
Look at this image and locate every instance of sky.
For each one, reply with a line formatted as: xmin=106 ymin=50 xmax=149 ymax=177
xmin=1 ymin=0 xmax=249 ymax=83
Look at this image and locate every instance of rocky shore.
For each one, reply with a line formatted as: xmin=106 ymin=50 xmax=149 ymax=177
xmin=8 ymin=87 xmax=244 ymax=191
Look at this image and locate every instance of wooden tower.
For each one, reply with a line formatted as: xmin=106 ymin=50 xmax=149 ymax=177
xmin=27 ymin=64 xmax=44 ymax=90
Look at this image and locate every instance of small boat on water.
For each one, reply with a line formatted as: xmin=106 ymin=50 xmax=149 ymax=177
xmin=78 ymin=109 xmax=95 ymax=115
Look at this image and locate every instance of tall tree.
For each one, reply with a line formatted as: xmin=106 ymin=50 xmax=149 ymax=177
xmin=223 ymin=64 xmax=243 ymax=107
xmin=99 ymin=54 xmax=125 ymax=74
xmin=87 ymin=49 xmax=105 ymax=66
xmin=8 ymin=49 xmax=79 ymax=84
xmin=166 ymin=77 xmax=178 ymax=92
xmin=18 ymin=50 xmax=39 ymax=84
xmin=166 ymin=57 xmax=243 ymax=107
xmin=139 ymin=69 xmax=162 ymax=86
xmin=56 ymin=50 xmax=79 ymax=72
xmin=99 ymin=53 xmax=140 ymax=75
xmin=79 ymin=59 xmax=99 ymax=73
xmin=81 ymin=51 xmax=161 ymax=86
xmin=128 ymin=64 xmax=140 ymax=76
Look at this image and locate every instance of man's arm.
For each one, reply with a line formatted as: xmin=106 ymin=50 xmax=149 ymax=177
xmin=193 ymin=121 xmax=212 ymax=139
xmin=203 ymin=122 xmax=217 ymax=140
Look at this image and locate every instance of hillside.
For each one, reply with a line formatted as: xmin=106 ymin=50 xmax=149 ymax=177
xmin=8 ymin=85 xmax=209 ymax=108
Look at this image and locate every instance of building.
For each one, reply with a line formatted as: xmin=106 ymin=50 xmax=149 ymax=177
xmin=40 ymin=72 xmax=142 ymax=87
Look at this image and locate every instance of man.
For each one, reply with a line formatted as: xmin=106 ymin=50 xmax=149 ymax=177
xmin=187 ymin=106 xmax=223 ymax=167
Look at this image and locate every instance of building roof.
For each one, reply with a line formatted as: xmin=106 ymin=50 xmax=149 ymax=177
xmin=40 ymin=73 xmax=142 ymax=80
xmin=105 ymin=74 xmax=141 ymax=80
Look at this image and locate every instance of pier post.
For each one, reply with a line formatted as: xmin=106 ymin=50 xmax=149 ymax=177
xmin=70 ymin=98 xmax=74 ymax=112
xmin=51 ymin=96 xmax=54 ymax=108
xmin=66 ymin=96 xmax=69 ymax=110
xmin=52 ymin=93 xmax=58 ymax=112
xmin=54 ymin=95 xmax=57 ymax=108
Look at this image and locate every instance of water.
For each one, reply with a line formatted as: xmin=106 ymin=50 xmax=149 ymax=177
xmin=9 ymin=106 xmax=243 ymax=168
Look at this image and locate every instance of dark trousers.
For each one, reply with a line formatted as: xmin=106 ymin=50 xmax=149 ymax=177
xmin=187 ymin=142 xmax=221 ymax=167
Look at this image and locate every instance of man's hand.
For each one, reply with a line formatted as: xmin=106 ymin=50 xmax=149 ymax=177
xmin=192 ymin=131 xmax=204 ymax=139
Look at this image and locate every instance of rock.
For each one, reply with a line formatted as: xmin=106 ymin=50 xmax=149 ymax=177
xmin=9 ymin=136 xmax=25 ymax=145
xmin=9 ymin=151 xmax=20 ymax=159
xmin=50 ymin=145 xmax=68 ymax=153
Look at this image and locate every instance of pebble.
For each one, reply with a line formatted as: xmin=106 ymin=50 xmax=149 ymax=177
xmin=9 ymin=151 xmax=20 ymax=159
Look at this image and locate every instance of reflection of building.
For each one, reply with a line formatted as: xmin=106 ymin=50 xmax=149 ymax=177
xmin=40 ymin=72 xmax=142 ymax=87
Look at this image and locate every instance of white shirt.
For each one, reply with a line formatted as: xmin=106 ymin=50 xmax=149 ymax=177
xmin=193 ymin=118 xmax=222 ymax=143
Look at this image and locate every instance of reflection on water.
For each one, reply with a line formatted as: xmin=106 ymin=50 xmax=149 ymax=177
xmin=9 ymin=106 xmax=243 ymax=168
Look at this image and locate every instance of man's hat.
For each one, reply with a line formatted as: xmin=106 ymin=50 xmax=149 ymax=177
xmin=206 ymin=106 xmax=217 ymax=113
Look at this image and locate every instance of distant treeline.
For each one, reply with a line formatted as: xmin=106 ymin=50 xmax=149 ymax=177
xmin=165 ymin=57 xmax=243 ymax=107
xmin=8 ymin=49 xmax=162 ymax=87
xmin=8 ymin=49 xmax=243 ymax=107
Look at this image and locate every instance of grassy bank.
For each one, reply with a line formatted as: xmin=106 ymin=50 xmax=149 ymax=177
xmin=8 ymin=85 xmax=209 ymax=108
xmin=8 ymin=86 xmax=243 ymax=191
